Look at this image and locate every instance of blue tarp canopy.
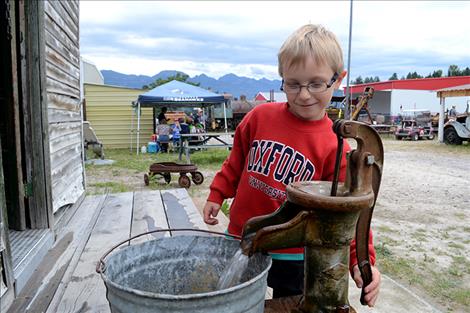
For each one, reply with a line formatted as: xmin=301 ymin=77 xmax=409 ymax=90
xmin=137 ymin=80 xmax=225 ymax=108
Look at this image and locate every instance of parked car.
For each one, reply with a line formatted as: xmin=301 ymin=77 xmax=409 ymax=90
xmin=395 ymin=119 xmax=435 ymax=141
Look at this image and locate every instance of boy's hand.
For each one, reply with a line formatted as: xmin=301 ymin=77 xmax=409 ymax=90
xmin=352 ymin=264 xmax=381 ymax=307
xmin=203 ymin=201 xmax=221 ymax=225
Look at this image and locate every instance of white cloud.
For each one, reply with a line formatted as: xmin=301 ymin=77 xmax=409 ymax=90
xmin=80 ymin=1 xmax=470 ymax=80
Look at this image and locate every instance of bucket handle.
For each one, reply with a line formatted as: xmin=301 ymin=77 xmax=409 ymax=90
xmin=96 ymin=228 xmax=241 ymax=274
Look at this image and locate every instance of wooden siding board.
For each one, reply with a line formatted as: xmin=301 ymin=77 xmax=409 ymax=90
xmin=57 ymin=1 xmax=79 ymax=27
xmin=44 ymin=12 xmax=78 ymax=60
xmin=49 ymin=132 xmax=81 ymax=156
xmin=55 ymin=192 xmax=133 ymax=313
xmin=44 ymin=1 xmax=78 ymax=44
xmin=47 ymin=93 xmax=80 ymax=111
xmin=45 ymin=31 xmax=79 ymax=69
xmin=48 ymin=108 xmax=81 ymax=124
xmin=46 ymin=76 xmax=80 ymax=98
xmin=48 ymin=121 xmax=81 ymax=141
xmin=46 ymin=61 xmax=79 ymax=90
xmin=50 ymin=159 xmax=83 ymax=212
xmin=45 ymin=46 xmax=79 ymax=80
xmin=47 ymin=120 xmax=83 ymax=213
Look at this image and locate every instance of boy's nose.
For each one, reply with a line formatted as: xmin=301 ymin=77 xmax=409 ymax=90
xmin=298 ymin=86 xmax=312 ymax=100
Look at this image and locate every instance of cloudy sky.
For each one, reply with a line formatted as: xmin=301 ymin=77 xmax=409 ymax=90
xmin=80 ymin=1 xmax=470 ymax=82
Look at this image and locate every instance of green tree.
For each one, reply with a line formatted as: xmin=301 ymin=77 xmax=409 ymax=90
xmin=353 ymin=76 xmax=363 ymax=84
xmin=143 ymin=73 xmax=200 ymax=89
xmin=432 ymin=70 xmax=443 ymax=77
xmin=462 ymin=67 xmax=470 ymax=76
xmin=447 ymin=65 xmax=461 ymax=77
xmin=406 ymin=71 xmax=423 ymax=79
xmin=389 ymin=73 xmax=398 ymax=80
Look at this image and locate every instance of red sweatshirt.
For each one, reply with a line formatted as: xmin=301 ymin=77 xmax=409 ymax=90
xmin=207 ymin=102 xmax=375 ymax=269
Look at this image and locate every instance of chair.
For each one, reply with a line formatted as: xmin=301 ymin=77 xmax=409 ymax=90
xmin=83 ymin=121 xmax=105 ymax=159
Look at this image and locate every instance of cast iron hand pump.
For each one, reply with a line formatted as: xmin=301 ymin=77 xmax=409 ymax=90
xmin=241 ymin=120 xmax=383 ymax=313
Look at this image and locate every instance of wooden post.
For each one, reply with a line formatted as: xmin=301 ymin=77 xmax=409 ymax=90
xmin=438 ymin=96 xmax=445 ymax=143
xmin=26 ymin=0 xmax=53 ymax=228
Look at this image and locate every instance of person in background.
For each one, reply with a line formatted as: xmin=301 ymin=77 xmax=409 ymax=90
xmin=448 ymin=105 xmax=457 ymax=118
xmin=170 ymin=119 xmax=182 ymax=149
xmin=202 ymin=24 xmax=381 ymax=306
xmin=158 ymin=107 xmax=169 ymax=124
xmin=156 ymin=118 xmax=170 ymax=153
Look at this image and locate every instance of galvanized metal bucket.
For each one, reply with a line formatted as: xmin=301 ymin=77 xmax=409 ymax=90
xmin=98 ymin=233 xmax=271 ymax=313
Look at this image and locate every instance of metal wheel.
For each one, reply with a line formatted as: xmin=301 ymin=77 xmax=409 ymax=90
xmin=178 ymin=175 xmax=191 ymax=188
xmin=444 ymin=127 xmax=462 ymax=145
xmin=191 ymin=171 xmax=204 ymax=185
xmin=411 ymin=133 xmax=419 ymax=141
xmin=144 ymin=174 xmax=149 ymax=186
xmin=163 ymin=173 xmax=171 ymax=184
xmin=427 ymin=132 xmax=435 ymax=140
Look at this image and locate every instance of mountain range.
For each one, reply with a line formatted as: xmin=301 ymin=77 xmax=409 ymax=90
xmin=101 ymin=70 xmax=282 ymax=99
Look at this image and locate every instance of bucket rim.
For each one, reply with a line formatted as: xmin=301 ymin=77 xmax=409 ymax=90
xmin=100 ymin=257 xmax=271 ymax=300
xmin=99 ymin=235 xmax=272 ymax=300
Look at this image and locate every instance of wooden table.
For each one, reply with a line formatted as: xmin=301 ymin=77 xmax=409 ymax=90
xmin=44 ymin=189 xmax=208 ymax=313
xmin=178 ymin=132 xmax=234 ymax=163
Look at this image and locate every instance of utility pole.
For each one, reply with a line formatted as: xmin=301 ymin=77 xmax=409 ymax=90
xmin=344 ymin=0 xmax=353 ymax=120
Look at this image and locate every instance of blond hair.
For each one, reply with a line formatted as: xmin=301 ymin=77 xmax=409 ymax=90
xmin=278 ymin=24 xmax=344 ymax=77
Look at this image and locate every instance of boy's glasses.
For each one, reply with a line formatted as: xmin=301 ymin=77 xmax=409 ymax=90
xmin=280 ymin=73 xmax=339 ymax=94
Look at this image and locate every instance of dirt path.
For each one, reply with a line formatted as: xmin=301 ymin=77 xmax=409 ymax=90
xmin=191 ymin=139 xmax=470 ymax=312
xmin=86 ymin=139 xmax=469 ymax=311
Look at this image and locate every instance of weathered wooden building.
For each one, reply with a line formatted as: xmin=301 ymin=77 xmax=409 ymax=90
xmin=84 ymin=83 xmax=154 ymax=149
xmin=0 ymin=1 xmax=84 ymax=310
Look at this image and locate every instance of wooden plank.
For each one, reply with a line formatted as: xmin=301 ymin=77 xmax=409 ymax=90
xmin=57 ymin=1 xmax=79 ymax=30
xmin=2 ymin=0 xmax=26 ymax=230
xmin=46 ymin=60 xmax=79 ymax=90
xmin=46 ymin=76 xmax=80 ymax=99
xmin=47 ymin=92 xmax=80 ymax=111
xmin=48 ymin=121 xmax=81 ymax=140
xmin=48 ymin=130 xmax=81 ymax=154
xmin=44 ymin=1 xmax=78 ymax=44
xmin=45 ymin=31 xmax=79 ymax=68
xmin=161 ymin=188 xmax=209 ymax=236
xmin=45 ymin=46 xmax=79 ymax=81
xmin=7 ymin=195 xmax=106 ymax=313
xmin=44 ymin=13 xmax=79 ymax=60
xmin=27 ymin=0 xmax=53 ymax=228
xmin=55 ymin=192 xmax=134 ymax=313
xmin=130 ymin=190 xmax=171 ymax=244
xmin=48 ymin=108 xmax=81 ymax=123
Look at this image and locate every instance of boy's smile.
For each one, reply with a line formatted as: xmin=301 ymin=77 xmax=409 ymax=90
xmin=282 ymin=57 xmax=344 ymax=121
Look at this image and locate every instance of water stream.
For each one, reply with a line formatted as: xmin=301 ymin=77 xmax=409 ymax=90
xmin=216 ymin=249 xmax=250 ymax=290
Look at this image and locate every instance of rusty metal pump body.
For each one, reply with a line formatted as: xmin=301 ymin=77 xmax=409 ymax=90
xmin=241 ymin=120 xmax=384 ymax=313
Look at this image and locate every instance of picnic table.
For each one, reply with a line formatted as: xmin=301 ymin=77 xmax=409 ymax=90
xmin=178 ymin=132 xmax=234 ymax=163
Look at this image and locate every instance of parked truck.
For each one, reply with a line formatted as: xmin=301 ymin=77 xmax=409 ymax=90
xmin=444 ymin=113 xmax=470 ymax=145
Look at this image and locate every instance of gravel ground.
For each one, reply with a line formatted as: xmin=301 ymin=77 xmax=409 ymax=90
xmin=86 ymin=137 xmax=470 ymax=312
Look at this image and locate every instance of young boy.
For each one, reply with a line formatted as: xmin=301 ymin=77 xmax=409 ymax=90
xmin=203 ymin=24 xmax=381 ymax=306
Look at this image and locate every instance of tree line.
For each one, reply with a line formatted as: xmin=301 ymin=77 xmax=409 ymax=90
xmin=351 ymin=64 xmax=470 ymax=85
xmin=142 ymin=73 xmax=200 ymax=89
